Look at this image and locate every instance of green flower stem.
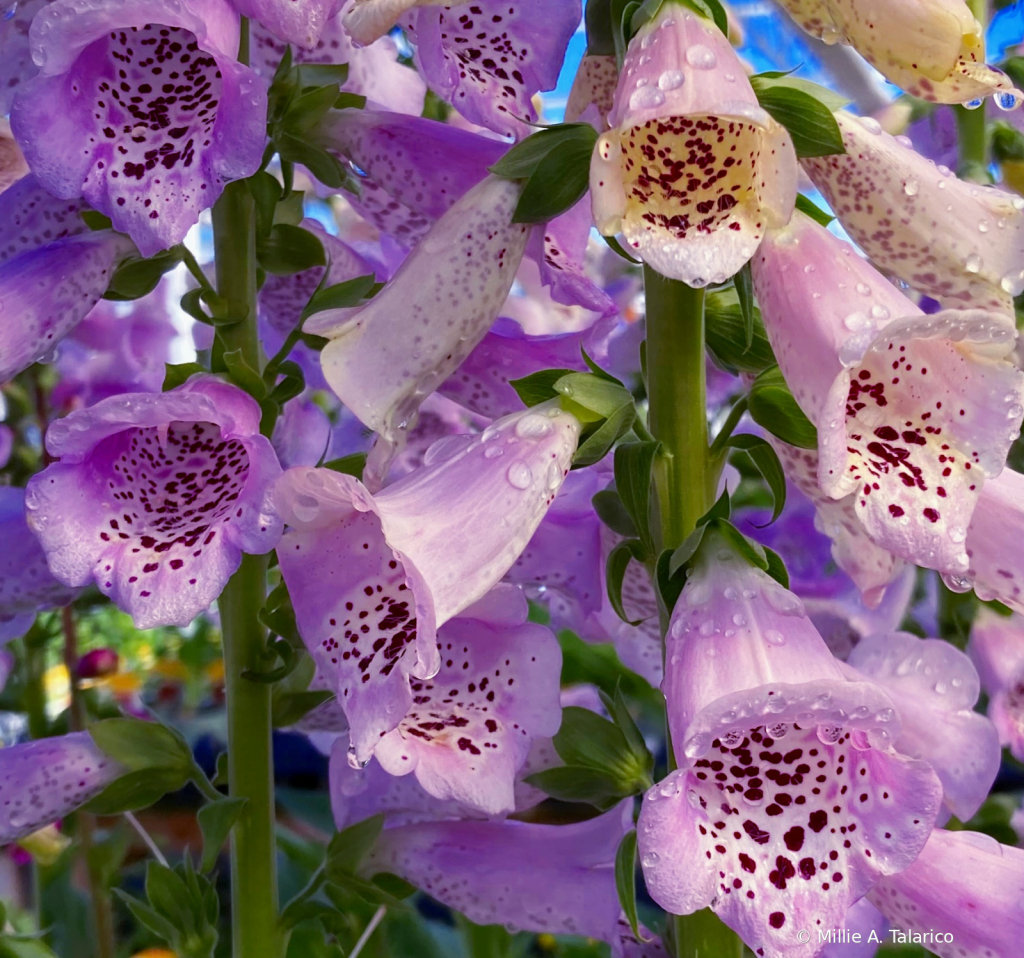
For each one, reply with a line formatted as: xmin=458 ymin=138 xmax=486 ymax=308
xmin=955 ymin=0 xmax=989 ymax=182
xmin=212 ymin=20 xmax=282 ymax=947
xmin=642 ymin=265 xmax=742 ymax=958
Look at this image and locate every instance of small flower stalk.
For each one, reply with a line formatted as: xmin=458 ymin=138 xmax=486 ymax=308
xmin=591 ymin=2 xmax=797 ymax=286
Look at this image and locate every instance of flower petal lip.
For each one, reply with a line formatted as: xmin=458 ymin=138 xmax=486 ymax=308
xmin=803 ymin=111 xmax=1024 ymax=313
xmin=10 ymin=0 xmax=268 ymax=257
xmin=232 ymin=0 xmax=344 ymax=49
xmin=342 ymin=0 xmax=465 ymax=46
xmin=24 ymin=375 xmax=283 ymax=630
xmin=967 ymin=607 xmax=1024 ymax=762
xmin=0 ymin=175 xmax=92 ymax=266
xmin=593 ymin=6 xmax=797 ymax=287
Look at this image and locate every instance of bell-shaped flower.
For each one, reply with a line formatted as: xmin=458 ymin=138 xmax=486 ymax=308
xmin=342 ymin=0 xmax=465 ymax=45
xmin=232 ymin=0 xmax=343 ymax=48
xmin=803 ymin=111 xmax=1024 ymax=313
xmin=360 ymin=805 xmax=628 ymax=942
xmin=0 ymin=487 xmax=80 ymax=643
xmin=968 ymin=607 xmax=1024 ymax=762
xmin=401 ymin=0 xmax=582 ymax=138
xmin=753 ymin=209 xmax=1024 ymax=578
xmin=591 ymin=4 xmax=797 ymax=287
xmin=0 ymin=175 xmax=138 ymax=382
xmin=10 ymin=0 xmax=268 ymax=256
xmin=847 ymin=631 xmax=1000 ymax=821
xmin=311 ymin=176 xmax=530 ymax=486
xmin=566 ymin=54 xmax=619 ymax=127
xmin=24 ymin=376 xmax=283 ymax=629
xmin=868 ymin=828 xmax=1024 ymax=955
xmin=271 ymin=399 xmax=332 ymax=470
xmin=0 ymin=732 xmax=125 ymax=844
xmin=0 ymin=0 xmax=47 ymax=114
xmin=774 ymin=0 xmax=1019 ymax=105
xmin=249 ymin=0 xmax=425 ymax=114
xmin=372 ymin=584 xmax=562 ymax=815
xmin=637 ymin=529 xmax=943 ymax=958
xmin=273 ymin=400 xmax=580 ymax=765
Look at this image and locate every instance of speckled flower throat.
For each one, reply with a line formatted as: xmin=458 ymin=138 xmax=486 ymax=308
xmin=82 ymin=25 xmax=222 ymax=214
xmin=97 ymin=421 xmax=250 ymax=586
xmin=619 ymin=116 xmax=763 ymax=248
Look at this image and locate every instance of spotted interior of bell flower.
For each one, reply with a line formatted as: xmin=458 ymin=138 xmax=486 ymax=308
xmin=90 ymin=421 xmax=249 ymax=600
xmin=0 ymin=176 xmax=91 ymax=266
xmin=819 ymin=311 xmax=1023 ymax=575
xmin=77 ymin=25 xmax=221 ymax=229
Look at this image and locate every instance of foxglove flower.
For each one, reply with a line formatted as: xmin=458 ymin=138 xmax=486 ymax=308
xmin=0 ymin=732 xmax=125 ymax=843
xmin=0 ymin=0 xmax=48 ymax=114
xmin=637 ymin=530 xmax=943 ymax=957
xmin=0 ymin=487 xmax=79 ymax=643
xmin=371 ymin=585 xmax=561 ymax=815
xmin=402 ymin=0 xmax=581 ymax=138
xmin=565 ymin=55 xmax=619 ymax=126
xmin=311 ymin=176 xmax=530 ymax=485
xmin=25 ymin=376 xmax=283 ymax=629
xmin=232 ymin=0 xmax=343 ymax=48
xmin=342 ymin=0 xmax=464 ymax=45
xmin=591 ymin=4 xmax=797 ymax=287
xmin=847 ymin=631 xmax=1000 ymax=820
xmin=774 ymin=0 xmax=1019 ymax=105
xmin=752 ymin=210 xmax=1024 ymax=578
xmin=10 ymin=0 xmax=268 ymax=256
xmin=271 ymin=399 xmax=332 ymax=470
xmin=803 ymin=111 xmax=1024 ymax=313
xmin=868 ymin=829 xmax=1024 ymax=956
xmin=273 ymin=401 xmax=580 ymax=765
xmin=360 ymin=806 xmax=628 ymax=941
xmin=968 ymin=607 xmax=1024 ymax=762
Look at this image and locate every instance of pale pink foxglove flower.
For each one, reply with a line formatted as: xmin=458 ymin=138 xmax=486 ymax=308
xmin=803 ymin=111 xmax=1024 ymax=313
xmin=565 ymin=55 xmax=619 ymax=127
xmin=590 ymin=3 xmax=797 ymax=286
xmin=774 ymin=0 xmax=1020 ymax=105
xmin=968 ymin=607 xmax=1024 ymax=762
xmin=752 ymin=210 xmax=1024 ymax=578
xmin=342 ymin=0 xmax=466 ymax=45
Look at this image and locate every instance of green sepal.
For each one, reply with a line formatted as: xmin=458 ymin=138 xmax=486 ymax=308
xmin=163 ymin=362 xmax=206 ymax=392
xmin=723 ymin=434 xmax=787 ymax=523
xmin=750 ymin=74 xmax=848 ymax=158
xmin=606 ymin=538 xmax=647 ymax=625
xmin=747 ymin=365 xmax=818 ymax=449
xmin=257 ymin=223 xmax=326 ymax=276
xmin=615 ymin=830 xmax=644 ymax=942
xmin=592 ymin=487 xmax=639 ymax=538
xmin=614 ymin=440 xmax=662 ymax=558
xmin=104 ymin=248 xmax=182 ymax=301
xmin=322 ymin=453 xmax=368 ymax=477
xmin=300 ymin=273 xmax=379 ymax=319
xmin=197 ymin=797 xmax=247 ymax=873
xmin=794 ymin=192 xmax=834 ymax=226
xmin=325 ymin=813 xmax=385 ymax=879
xmin=509 ymin=368 xmax=577 ymax=407
xmin=705 ymin=288 xmax=776 ymax=375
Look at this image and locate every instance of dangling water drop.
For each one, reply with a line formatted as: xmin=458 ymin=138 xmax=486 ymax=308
xmin=965 ymin=253 xmax=983 ymax=273
xmin=963 ymin=97 xmax=985 ymax=110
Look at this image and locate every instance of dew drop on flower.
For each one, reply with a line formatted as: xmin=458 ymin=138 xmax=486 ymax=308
xmin=995 ymin=90 xmax=1023 ymax=111
xmin=979 ymin=221 xmax=990 ymax=233
xmin=870 ymin=304 xmax=890 ymax=321
xmin=658 ymin=70 xmax=685 ymax=91
xmin=965 ymin=253 xmax=983 ymax=273
xmin=515 ymin=414 xmax=553 ymax=439
xmin=685 ymin=44 xmax=717 ymax=69
xmin=720 ymin=730 xmax=744 ymax=748
xmin=629 ymin=86 xmax=666 ymax=111
xmin=859 ymin=116 xmax=882 ymax=134
xmin=963 ymin=97 xmax=985 ymax=110
xmin=764 ymin=629 xmax=785 ymax=646
xmin=817 ymin=725 xmax=842 ymax=744
xmin=766 ymin=722 xmax=788 ymax=739
xmin=903 ymin=180 xmax=919 ymax=196
xmin=855 ymin=282 xmax=871 ymax=295
xmin=484 ymin=445 xmax=503 ymax=459
xmin=506 ymin=462 xmax=532 ymax=489
xmin=642 ymin=852 xmax=660 ymax=867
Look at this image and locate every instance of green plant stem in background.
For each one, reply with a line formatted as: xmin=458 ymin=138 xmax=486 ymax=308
xmin=955 ymin=0 xmax=989 ymax=182
xmin=642 ymin=267 xmax=742 ymax=958
xmin=643 ymin=266 xmax=712 ymax=553
xmin=62 ymin=607 xmax=116 ymax=958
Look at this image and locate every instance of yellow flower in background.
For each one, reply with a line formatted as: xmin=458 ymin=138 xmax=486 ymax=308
xmin=17 ymin=825 xmax=71 ymax=866
xmin=204 ymin=658 xmax=225 ymax=685
xmin=43 ymin=664 xmax=69 ymax=717
xmin=154 ymin=659 xmax=189 ymax=681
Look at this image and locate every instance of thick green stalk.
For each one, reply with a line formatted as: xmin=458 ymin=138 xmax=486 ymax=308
xmin=643 ymin=265 xmax=712 ymax=551
xmin=642 ymin=266 xmax=742 ymax=958
xmin=955 ymin=0 xmax=989 ymax=182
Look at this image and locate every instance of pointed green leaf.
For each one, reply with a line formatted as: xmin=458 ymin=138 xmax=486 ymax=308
xmin=615 ymin=830 xmax=643 ymax=941
xmin=198 ymin=797 xmax=247 ymax=873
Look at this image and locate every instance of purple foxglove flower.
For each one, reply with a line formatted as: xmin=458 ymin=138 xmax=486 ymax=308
xmin=847 ymin=631 xmax=1000 ymax=821
xmin=385 ymin=394 xmax=486 ymax=480
xmin=370 ymin=584 xmax=561 ymax=815
xmin=565 ymin=55 xmax=619 ymax=127
xmin=0 ymin=119 xmax=29 ymax=192
xmin=341 ymin=0 xmax=463 ymax=45
xmin=0 ymin=487 xmax=79 ymax=643
xmin=821 ymin=898 xmax=889 ymax=958
xmin=637 ymin=530 xmax=943 ymax=957
xmin=0 ymin=732 xmax=125 ymax=843
xmin=803 ymin=112 xmax=1024 ymax=313
xmin=360 ymin=806 xmax=629 ymax=941
xmin=231 ymin=0 xmax=343 ymax=48
xmin=0 ymin=426 xmax=12 ymax=471
xmin=868 ymin=829 xmax=1024 ymax=955
xmin=774 ymin=0 xmax=1019 ymax=105
xmin=24 ymin=376 xmax=283 ymax=629
xmin=10 ymin=0 xmax=268 ymax=256
xmin=273 ymin=401 xmax=580 ymax=763
xmin=249 ymin=1 xmax=425 ymax=114
xmin=311 ymin=176 xmax=530 ymax=486
xmin=591 ymin=5 xmax=797 ymax=287
xmin=0 ymin=174 xmax=90 ymax=265
xmin=271 ymin=398 xmax=332 ymax=470
xmin=77 ymin=646 xmax=120 ymax=679
xmin=0 ymin=0 xmax=49 ymax=115
xmin=753 ymin=210 xmax=1024 ymax=579
xmin=968 ymin=608 xmax=1024 ymax=762
xmin=403 ymin=0 xmax=582 ymax=138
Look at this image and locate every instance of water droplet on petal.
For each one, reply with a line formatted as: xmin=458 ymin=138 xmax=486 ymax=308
xmin=764 ymin=629 xmax=785 ymax=646
xmin=685 ymin=44 xmax=717 ymax=69
xmin=859 ymin=116 xmax=882 ymax=134
xmin=506 ymin=462 xmax=532 ymax=489
xmin=629 ymin=86 xmax=666 ymax=111
xmin=996 ymin=90 xmax=1023 ymax=111
xmin=964 ymin=97 xmax=985 ymax=110
xmin=658 ymin=69 xmax=685 ymax=91
xmin=903 ymin=179 xmax=919 ymax=196
xmin=965 ymin=253 xmax=983 ymax=273
xmin=817 ymin=725 xmax=842 ymax=744
xmin=979 ymin=221 xmax=990 ymax=233
xmin=515 ymin=413 xmax=553 ymax=439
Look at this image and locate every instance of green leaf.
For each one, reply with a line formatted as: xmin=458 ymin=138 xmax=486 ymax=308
xmin=585 ymin=0 xmax=616 ymax=55
xmin=993 ymin=119 xmax=1024 ymax=163
xmin=80 ymin=210 xmax=113 ymax=231
xmin=324 ymin=871 xmax=406 ymax=909
xmin=322 ymin=453 xmax=367 ymax=477
xmin=794 ymin=192 xmax=834 ymax=226
xmin=295 ymin=63 xmax=350 ymax=89
xmin=706 ymin=519 xmax=768 ymax=572
xmin=282 ymin=82 xmax=342 ymax=135
xmin=573 ymin=403 xmax=637 ymax=467
xmin=604 ymin=685 xmax=648 ymax=761
xmin=333 ymin=92 xmax=367 ymax=111
xmin=724 ymin=435 xmax=787 ymax=523
xmin=614 ymin=441 xmax=661 ymax=558
xmin=371 ymin=872 xmax=417 ymax=900
xmin=669 ymin=524 xmax=708 ymax=577
xmin=606 ymin=539 xmax=646 ymax=625
xmin=511 ymin=128 xmax=598 ymax=224
xmin=257 ymin=223 xmax=326 ymax=275
xmin=509 ymin=368 xmax=576 ymax=407
xmin=747 ymin=365 xmax=818 ymax=449
xmin=615 ymin=830 xmax=642 ymax=941
xmin=104 ymin=248 xmax=182 ymax=301
xmin=301 ymin=273 xmax=378 ymax=319
xmin=84 ymin=767 xmax=192 ymax=815
xmin=325 ymin=814 xmax=385 ymax=879
xmin=163 ymin=362 xmax=206 ymax=391
xmin=490 ymin=124 xmax=599 ymax=180
xmin=198 ymin=797 xmax=247 ymax=873
xmin=113 ymin=891 xmax=179 ymax=942
xmin=269 ymin=360 xmax=305 ymax=405
xmin=272 ymin=689 xmax=333 ymax=728
xmin=654 ymin=547 xmax=684 ymax=617
xmin=763 ymin=546 xmax=790 ymax=589
xmin=751 ymin=73 xmax=850 ymax=112
xmin=554 ymin=373 xmax=634 ymax=418
xmin=248 ymin=171 xmax=283 ymax=239
xmin=552 ymin=706 xmax=651 ymax=788
xmin=750 ymin=78 xmax=846 ymax=158
xmin=632 ymin=0 xmax=728 ymax=40
xmin=276 ymin=133 xmax=351 ymax=191
xmin=705 ymin=289 xmax=776 ymax=375
xmin=592 ymin=488 xmax=639 ymax=538
xmin=734 ymin=262 xmax=755 ymax=349
xmin=523 ymin=766 xmax=624 ymax=808
xmin=89 ymin=717 xmax=194 ymax=772
xmin=222 ymin=349 xmax=268 ymax=399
